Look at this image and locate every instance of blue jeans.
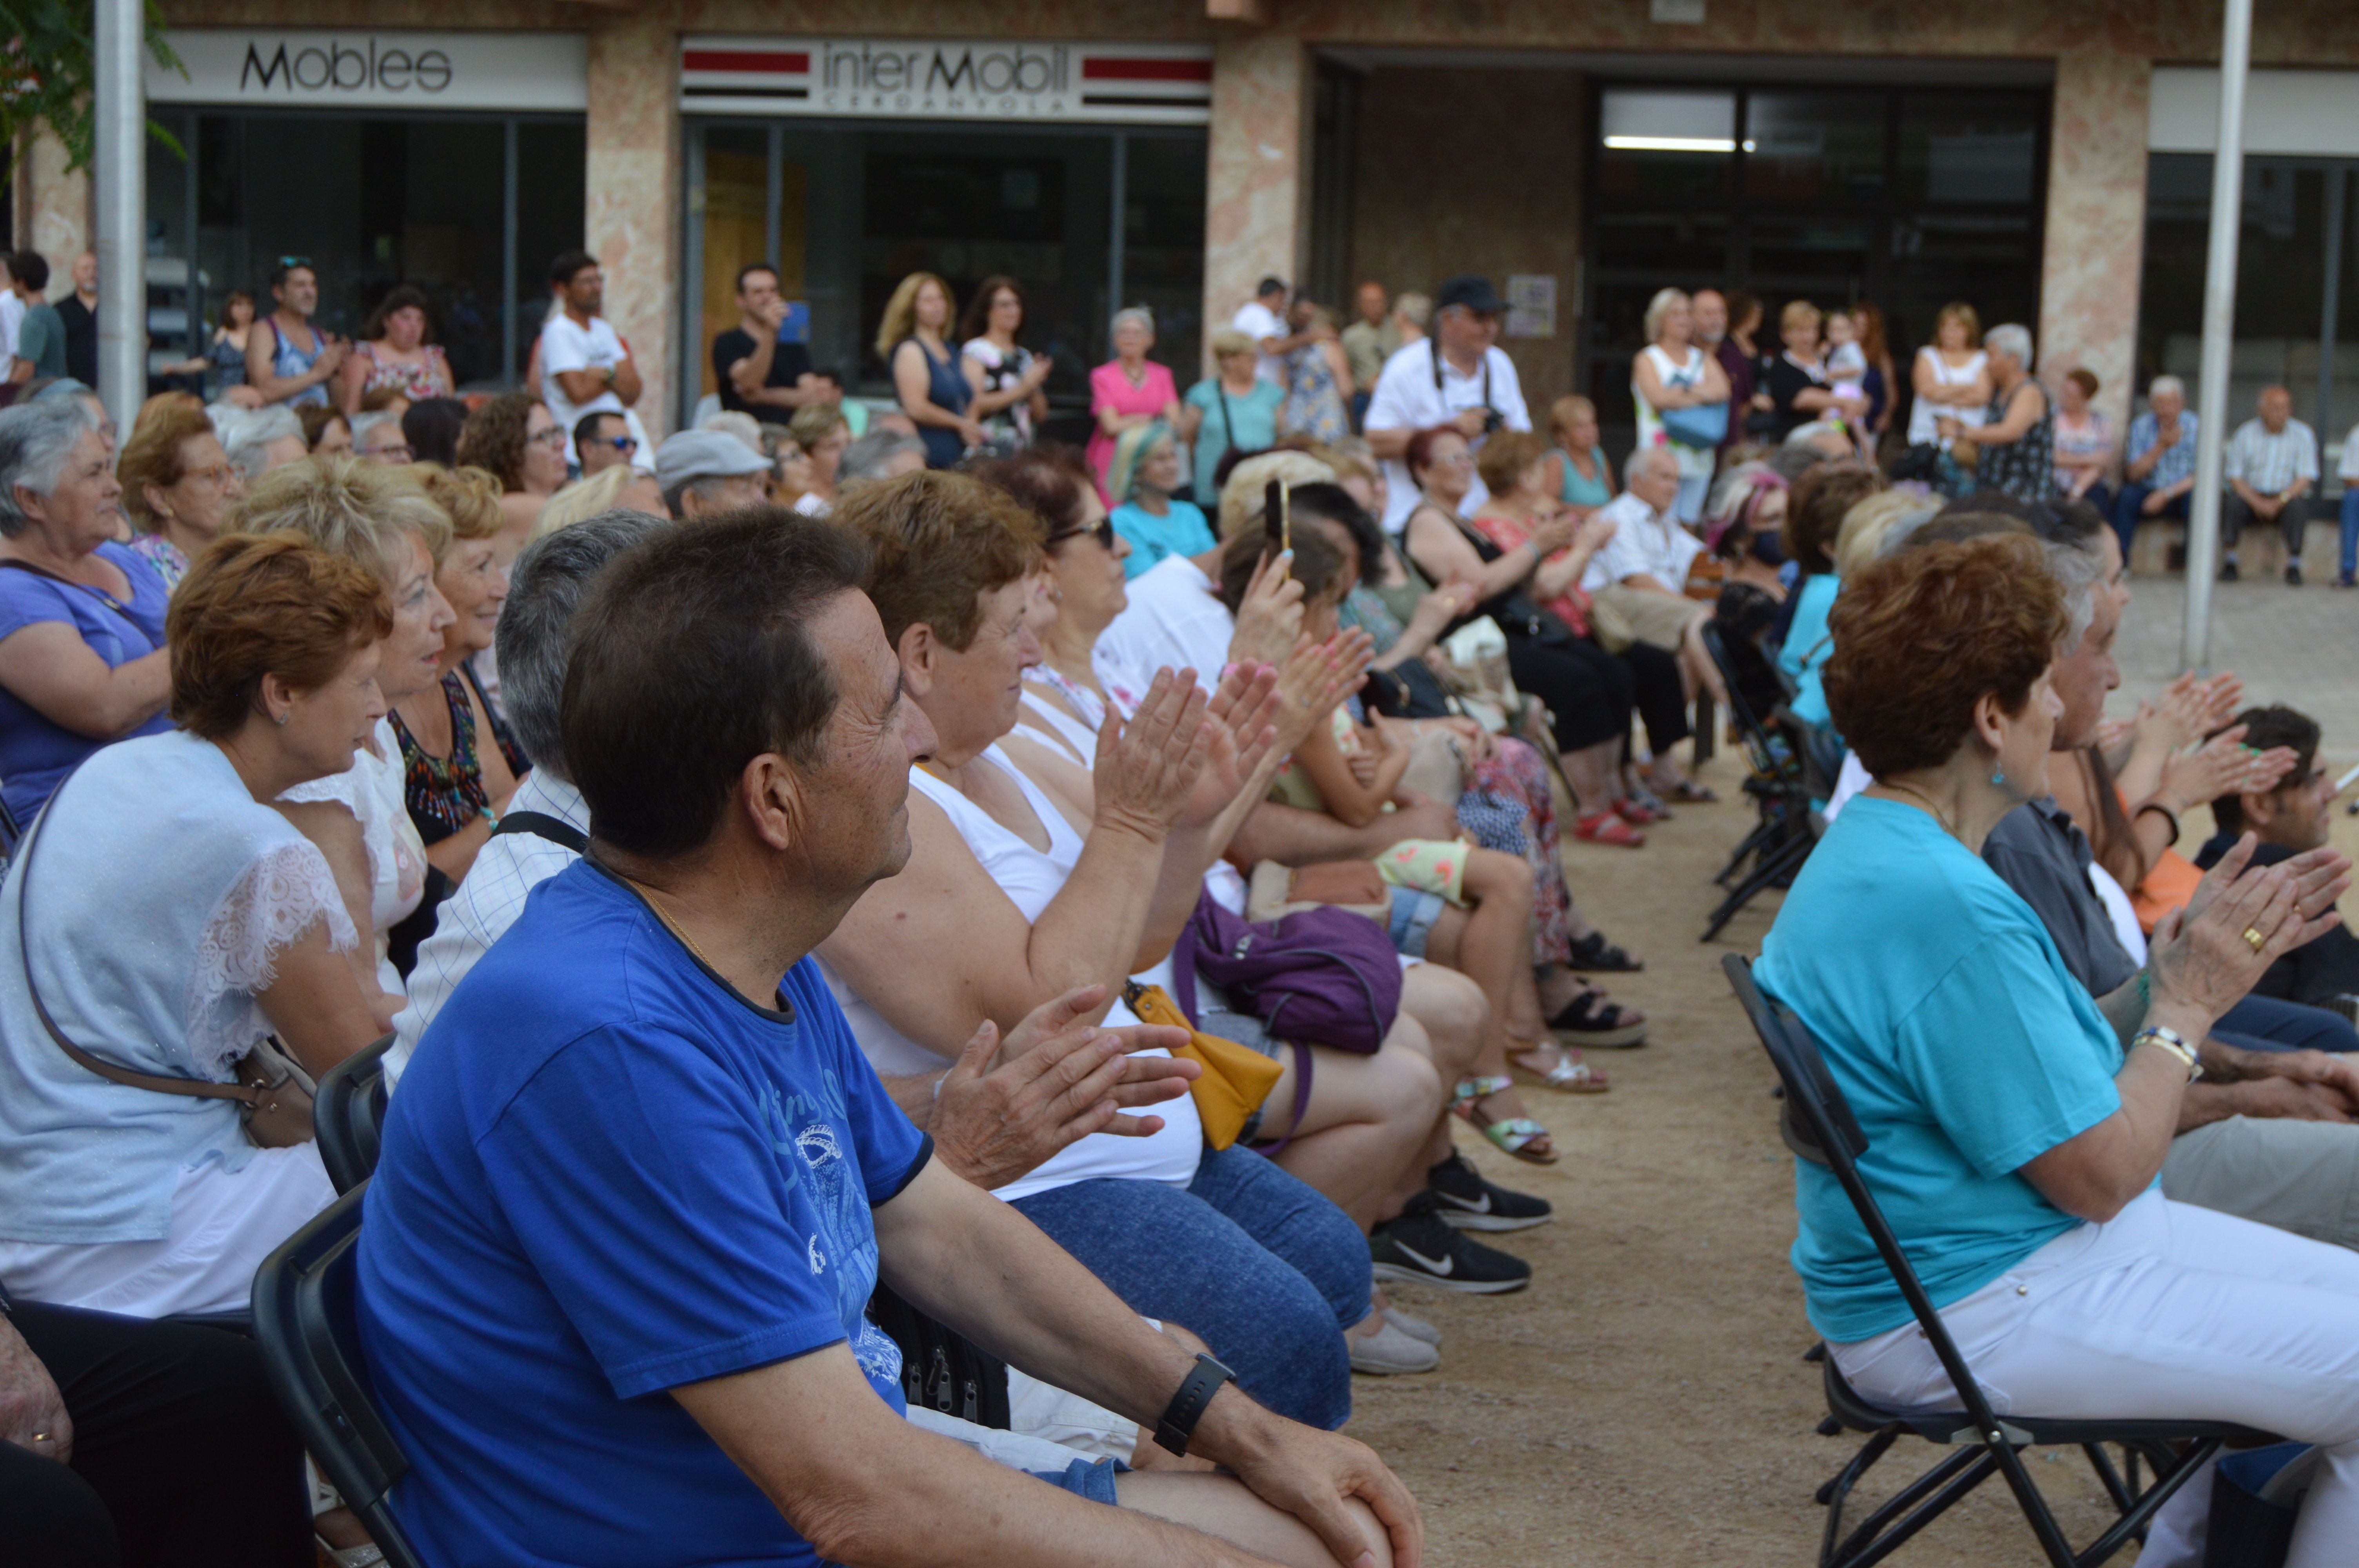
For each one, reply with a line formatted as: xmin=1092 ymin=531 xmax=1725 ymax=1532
xmin=1009 ymin=1145 xmax=1369 ymax=1430
xmin=2112 ymin=484 xmax=2190 ymax=564
xmin=2216 ymin=994 xmax=2359 ymax=1056
xmin=2340 ymin=490 xmax=2359 ymax=579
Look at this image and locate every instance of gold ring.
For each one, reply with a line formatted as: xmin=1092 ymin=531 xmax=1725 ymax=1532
xmin=2243 ymin=926 xmax=2268 ymax=953
xmin=29 ymin=1432 xmax=47 ymax=1442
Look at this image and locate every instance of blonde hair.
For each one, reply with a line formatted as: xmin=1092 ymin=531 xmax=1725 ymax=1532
xmin=1210 ymin=328 xmax=1256 ymax=360
xmin=229 ymin=454 xmax=450 ymax=582
xmin=1218 ymin=450 xmax=1335 ymax=542
xmin=1549 ymin=395 xmax=1598 ymax=445
xmin=415 ymin=464 xmax=506 ymax=559
xmin=530 ymin=464 xmax=640 ymax=542
xmin=875 ymin=272 xmax=956 ymax=363
xmin=1934 ymin=301 xmax=1983 ymax=349
xmin=1834 ymin=490 xmax=1941 ymax=580
xmin=1643 ymin=288 xmax=1692 ymax=343
xmin=1780 ymin=299 xmax=1823 ymax=337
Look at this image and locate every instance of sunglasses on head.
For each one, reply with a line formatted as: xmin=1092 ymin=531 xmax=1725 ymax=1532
xmin=1048 ymin=519 xmax=1117 ymax=551
xmin=276 ymin=256 xmax=312 ymax=270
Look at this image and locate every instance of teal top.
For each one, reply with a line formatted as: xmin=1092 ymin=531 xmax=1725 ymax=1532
xmin=1110 ymin=498 xmax=1216 ymax=579
xmin=1556 ymin=446 xmax=1613 ymax=510
xmin=1779 ymin=572 xmax=1840 ymax=729
xmin=1183 ymin=377 xmax=1284 ymax=509
xmin=1754 ymin=798 xmax=2130 ymax=1343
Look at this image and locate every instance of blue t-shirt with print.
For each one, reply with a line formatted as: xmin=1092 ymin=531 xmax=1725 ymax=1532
xmin=358 ymin=859 xmax=930 ymax=1568
xmin=1754 ymin=797 xmax=2130 ymax=1343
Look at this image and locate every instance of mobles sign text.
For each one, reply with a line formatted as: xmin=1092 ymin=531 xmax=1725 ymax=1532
xmin=240 ymin=38 xmax=452 ymax=94
xmin=148 ymin=30 xmax=590 ymax=112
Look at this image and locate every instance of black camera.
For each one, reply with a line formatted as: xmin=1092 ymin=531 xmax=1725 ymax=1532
xmin=1480 ymin=405 xmax=1507 ymax=436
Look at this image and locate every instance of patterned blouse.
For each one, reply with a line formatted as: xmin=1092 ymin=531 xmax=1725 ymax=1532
xmin=1975 ymin=383 xmax=2057 ymax=504
xmin=387 ymin=661 xmax=527 ymax=844
xmin=124 ymin=533 xmax=190 ymax=595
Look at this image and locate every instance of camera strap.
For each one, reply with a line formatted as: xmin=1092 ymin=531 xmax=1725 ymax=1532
xmin=1430 ymin=339 xmax=1492 ymax=421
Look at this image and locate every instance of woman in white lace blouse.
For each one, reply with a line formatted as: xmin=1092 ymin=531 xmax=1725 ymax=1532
xmin=0 ymin=534 xmax=393 ymax=1318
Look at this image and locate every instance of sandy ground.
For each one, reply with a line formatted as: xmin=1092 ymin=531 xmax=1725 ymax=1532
xmin=1346 ymin=746 xmax=2147 ymax=1568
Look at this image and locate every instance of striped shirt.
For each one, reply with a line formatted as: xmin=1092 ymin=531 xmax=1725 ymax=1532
xmin=2126 ymin=410 xmax=2200 ymax=490
xmin=2225 ymin=416 xmax=2319 ymax=494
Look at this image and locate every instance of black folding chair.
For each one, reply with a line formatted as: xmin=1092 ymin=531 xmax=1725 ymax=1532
xmin=252 ymin=1184 xmax=426 ymax=1568
xmin=1721 ymin=954 xmax=2277 ymax=1568
xmin=315 ymin=1033 xmax=395 ymax=1196
xmin=1700 ymin=624 xmax=1821 ymax=941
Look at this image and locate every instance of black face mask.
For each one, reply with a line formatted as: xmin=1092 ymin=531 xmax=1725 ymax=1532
xmin=1748 ymin=527 xmax=1787 ymax=567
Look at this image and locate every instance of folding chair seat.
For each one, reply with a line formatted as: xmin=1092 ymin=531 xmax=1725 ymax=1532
xmin=252 ymin=1183 xmax=426 ymax=1568
xmin=1723 ymin=954 xmax=2280 ymax=1568
xmin=315 ymin=1033 xmax=395 ymax=1196
xmin=1699 ymin=625 xmax=1820 ymax=940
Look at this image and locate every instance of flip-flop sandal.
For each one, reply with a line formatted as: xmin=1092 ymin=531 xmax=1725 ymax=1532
xmin=1624 ymin=782 xmax=1674 ymax=820
xmin=1574 ymin=809 xmax=1645 ymax=848
xmin=1548 ymin=986 xmax=1648 ymax=1048
xmin=1450 ymin=1074 xmax=1561 ymax=1163
xmin=1567 ymin=931 xmax=1645 ymax=973
xmin=1662 ymin=777 xmax=1720 ymax=803
xmin=1505 ymin=1044 xmax=1611 ymax=1094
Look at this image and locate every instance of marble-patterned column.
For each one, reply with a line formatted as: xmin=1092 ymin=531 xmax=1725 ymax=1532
xmin=587 ymin=9 xmax=681 ymax=439
xmin=2040 ymin=52 xmax=2152 ymax=433
xmin=20 ymin=130 xmax=90 ymax=295
xmin=1201 ymin=31 xmax=1307 ymax=375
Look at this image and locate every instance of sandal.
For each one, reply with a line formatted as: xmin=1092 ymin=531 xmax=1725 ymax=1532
xmin=1566 ymin=931 xmax=1644 ymax=973
xmin=1624 ymin=780 xmax=1673 ymax=818
xmin=1451 ymin=1075 xmax=1561 ymax=1162
xmin=1660 ymin=776 xmax=1719 ymax=804
xmin=1548 ymin=985 xmax=1648 ymax=1048
xmin=1505 ymin=1044 xmax=1610 ymax=1094
xmin=1573 ymin=809 xmax=1645 ymax=848
xmin=1612 ymin=796 xmax=1661 ymax=826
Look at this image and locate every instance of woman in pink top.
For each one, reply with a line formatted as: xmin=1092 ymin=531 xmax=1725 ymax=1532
xmin=1087 ymin=306 xmax=1182 ymax=504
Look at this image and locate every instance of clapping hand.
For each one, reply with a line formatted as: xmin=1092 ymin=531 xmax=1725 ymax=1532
xmin=1090 ymin=669 xmax=1216 ymax=842
xmin=1270 ymin=629 xmax=1376 ymax=757
xmin=2152 ymin=835 xmax=2340 ymax=1029
xmin=2148 ymin=671 xmax=2245 ymax=751
xmin=1175 ymin=662 xmax=1285 ymax=827
xmin=1227 ymin=551 xmax=1307 ymax=670
xmin=2158 ymin=725 xmax=2299 ymax=810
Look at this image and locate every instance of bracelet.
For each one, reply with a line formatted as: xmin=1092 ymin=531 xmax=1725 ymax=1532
xmin=2133 ymin=1024 xmax=2203 ymax=1083
xmin=2134 ymin=800 xmax=2181 ymax=844
xmin=480 ymin=806 xmax=502 ymax=832
xmin=1154 ymin=1352 xmax=1236 ymax=1456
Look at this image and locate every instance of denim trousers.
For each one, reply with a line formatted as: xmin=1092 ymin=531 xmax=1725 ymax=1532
xmin=1010 ymin=1145 xmax=1370 ymax=1430
xmin=2216 ymin=993 xmax=2359 ymax=1056
xmin=2341 ymin=490 xmax=2359 ymax=577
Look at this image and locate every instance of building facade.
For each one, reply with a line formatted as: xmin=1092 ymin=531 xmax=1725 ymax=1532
xmin=13 ymin=0 xmax=2359 ymax=455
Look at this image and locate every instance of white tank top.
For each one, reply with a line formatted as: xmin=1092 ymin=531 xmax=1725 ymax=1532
xmin=1907 ymin=347 xmax=1990 ymax=445
xmin=822 ymin=744 xmax=1203 ymax=1202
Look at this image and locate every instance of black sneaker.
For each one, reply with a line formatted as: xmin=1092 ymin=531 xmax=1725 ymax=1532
xmin=1427 ymin=1151 xmax=1554 ymax=1232
xmin=2335 ymin=572 xmax=2357 ymax=589
xmin=2221 ymin=559 xmax=2240 ymax=582
xmin=1370 ymin=1194 xmax=1532 ymax=1293
xmin=2287 ymin=563 xmax=2304 ymax=586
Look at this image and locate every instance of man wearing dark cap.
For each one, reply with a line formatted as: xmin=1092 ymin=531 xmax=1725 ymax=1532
xmin=1362 ymin=274 xmax=1531 ymax=533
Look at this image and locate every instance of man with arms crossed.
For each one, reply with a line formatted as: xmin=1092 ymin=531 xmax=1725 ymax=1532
xmin=360 ymin=511 xmax=1415 ymax=1568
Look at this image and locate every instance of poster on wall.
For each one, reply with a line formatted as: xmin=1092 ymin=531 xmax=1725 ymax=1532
xmin=1506 ymin=275 xmax=1558 ymax=340
xmin=680 ymin=38 xmax=1212 ymax=125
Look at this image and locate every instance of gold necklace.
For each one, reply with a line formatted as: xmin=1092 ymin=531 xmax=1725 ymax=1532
xmin=620 ymin=875 xmax=723 ymax=973
xmin=1879 ymin=782 xmax=1959 ymax=840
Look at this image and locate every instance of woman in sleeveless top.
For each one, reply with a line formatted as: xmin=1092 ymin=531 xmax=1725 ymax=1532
xmin=817 ymin=467 xmax=1382 ymax=1428
xmin=1541 ymin=394 xmax=1615 ymax=517
xmin=1631 ymin=289 xmax=1731 ymax=524
xmin=339 ymin=285 xmax=454 ymax=413
xmin=1941 ymin=324 xmax=2053 ymax=504
xmin=1906 ymin=301 xmax=1993 ymax=447
xmin=1277 ymin=299 xmax=1352 ymax=445
xmin=879 ymin=271 xmax=987 ymax=469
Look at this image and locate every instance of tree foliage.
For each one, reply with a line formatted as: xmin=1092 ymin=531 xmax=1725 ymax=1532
xmin=1 ymin=0 xmax=184 ymax=169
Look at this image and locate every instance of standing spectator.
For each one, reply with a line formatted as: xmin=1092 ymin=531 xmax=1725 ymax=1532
xmin=2223 ymin=384 xmax=2320 ymax=584
xmin=118 ymin=401 xmax=242 ymax=593
xmin=573 ymin=410 xmax=636 ymax=477
xmin=538 ymin=250 xmax=643 ymax=472
xmin=457 ymin=390 xmax=569 ymax=562
xmin=1905 ymin=301 xmax=1992 ymax=449
xmin=878 ymin=270 xmax=983 ymax=470
xmin=0 ymin=398 xmax=172 ymax=824
xmin=1178 ymin=329 xmax=1281 ymax=510
xmin=245 ymin=259 xmax=346 ymax=409
xmin=2052 ymin=367 xmax=2114 ymax=515
xmin=1852 ymin=303 xmax=1899 ymax=452
xmin=1392 ymin=290 xmax=1431 ymax=348
xmin=712 ymin=263 xmax=822 ymax=425
xmin=340 ymin=285 xmax=453 ymax=412
xmin=1086 ymin=306 xmax=1182 ymax=501
xmin=959 ymin=274 xmax=1053 ymax=453
xmin=203 ymin=290 xmax=256 ymax=403
xmin=1941 ymin=323 xmax=2051 ymax=506
xmin=403 ymin=395 xmax=469 ymax=468
xmin=1713 ymin=289 xmax=1774 ymax=445
xmin=2337 ymin=417 xmax=2359 ymax=588
xmin=1278 ymin=297 xmax=1352 ymax=445
xmin=1538 ymin=395 xmax=1615 ymax=518
xmin=1765 ymin=301 xmax=1861 ymax=445
xmin=7 ymin=254 xmax=67 ymax=385
xmin=1106 ymin=421 xmax=1213 ymax=577
xmin=55 ymin=252 xmax=98 ymax=392
xmin=351 ymin=409 xmax=414 ymax=465
xmin=2112 ymin=374 xmax=2199 ymax=564
xmin=1341 ymin=281 xmax=1399 ymax=431
xmin=1364 ymin=274 xmax=1531 ymax=534
xmin=1232 ymin=275 xmax=1307 ymax=386
xmin=1631 ymin=287 xmax=1731 ymax=523
xmin=0 ymin=254 xmax=21 ymax=379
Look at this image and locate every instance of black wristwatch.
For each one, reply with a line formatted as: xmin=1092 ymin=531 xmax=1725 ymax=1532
xmin=1154 ymin=1352 xmax=1236 ymax=1456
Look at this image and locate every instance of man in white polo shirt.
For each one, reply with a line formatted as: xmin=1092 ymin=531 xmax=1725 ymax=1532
xmin=1362 ymin=275 xmax=1530 ymax=534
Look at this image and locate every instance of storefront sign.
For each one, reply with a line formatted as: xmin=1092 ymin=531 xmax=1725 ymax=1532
xmin=681 ymin=38 xmax=1212 ymax=125
xmin=149 ymin=30 xmax=589 ymax=112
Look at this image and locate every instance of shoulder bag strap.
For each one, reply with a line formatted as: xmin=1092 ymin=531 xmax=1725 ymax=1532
xmin=15 ymin=774 xmax=261 ymax=1106
xmin=490 ymin=810 xmax=589 ymax=853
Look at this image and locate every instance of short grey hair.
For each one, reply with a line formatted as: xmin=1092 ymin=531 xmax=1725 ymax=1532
xmin=2149 ymin=374 xmax=2187 ymax=402
xmin=1110 ymin=305 xmax=1156 ymax=338
xmin=216 ymin=404 xmax=304 ymax=481
xmin=838 ymin=429 xmax=927 ymax=484
xmin=1642 ymin=287 xmax=1692 ymax=343
xmin=660 ymin=474 xmax=739 ymax=519
xmin=349 ymin=410 xmax=402 ymax=447
xmin=2045 ymin=532 xmax=2106 ymax=653
xmin=497 ymin=509 xmax=671 ymax=778
xmin=0 ymin=399 xmax=100 ymax=538
xmin=1394 ymin=292 xmax=1432 ymax=328
xmin=1985 ymin=323 xmax=2035 ymax=368
xmin=1627 ymin=445 xmax=1681 ymax=483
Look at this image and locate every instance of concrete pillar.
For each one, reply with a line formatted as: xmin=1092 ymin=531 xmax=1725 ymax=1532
xmin=586 ymin=11 xmax=681 ymax=440
xmin=1201 ymin=31 xmax=1307 ymax=374
xmin=2039 ymin=52 xmax=2152 ymax=434
xmin=21 ymin=129 xmax=91 ymax=297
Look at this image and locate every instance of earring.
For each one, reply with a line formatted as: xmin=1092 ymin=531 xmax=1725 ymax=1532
xmin=1992 ymin=766 xmax=2005 ymax=788
xmin=274 ymin=711 xmax=289 ymax=727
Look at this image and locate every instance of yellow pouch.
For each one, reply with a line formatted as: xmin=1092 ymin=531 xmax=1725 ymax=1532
xmin=1124 ymin=981 xmax=1282 ymax=1152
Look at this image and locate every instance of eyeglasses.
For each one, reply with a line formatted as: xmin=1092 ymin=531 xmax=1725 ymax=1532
xmin=596 ymin=435 xmax=638 ymax=454
xmin=181 ymin=463 xmax=236 ymax=486
xmin=1048 ymin=519 xmax=1118 ymax=551
xmin=366 ymin=443 xmax=415 ymax=462
xmin=527 ymin=427 xmax=569 ymax=448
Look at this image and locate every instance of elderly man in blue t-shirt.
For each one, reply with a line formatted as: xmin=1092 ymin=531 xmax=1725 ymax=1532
xmin=359 ymin=508 xmax=1416 ymax=1568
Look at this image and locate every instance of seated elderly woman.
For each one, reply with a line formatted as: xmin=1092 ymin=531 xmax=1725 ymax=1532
xmin=818 ymin=469 xmax=1389 ymax=1429
xmin=237 ymin=457 xmax=455 ymax=1009
xmin=1106 ymin=420 xmax=1215 ymax=577
xmin=0 ymin=397 xmax=173 ymax=825
xmin=213 ymin=403 xmax=308 ymax=484
xmin=118 ymin=400 xmax=245 ymax=593
xmin=1755 ymin=532 xmax=2359 ymax=1568
xmin=0 ymin=534 xmax=391 ymax=1320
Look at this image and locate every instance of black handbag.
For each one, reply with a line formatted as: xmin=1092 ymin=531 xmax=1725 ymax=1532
xmin=866 ymin=1280 xmax=1011 ymax=1428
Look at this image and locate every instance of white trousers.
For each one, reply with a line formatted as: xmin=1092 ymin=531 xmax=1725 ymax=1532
xmin=1830 ymin=1189 xmax=2359 ymax=1568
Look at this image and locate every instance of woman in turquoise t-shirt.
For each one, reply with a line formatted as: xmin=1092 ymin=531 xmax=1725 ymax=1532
xmin=1755 ymin=535 xmax=2359 ymax=1566
xmin=1179 ymin=330 xmax=1283 ymax=510
xmin=1105 ymin=420 xmax=1214 ymax=578
xmin=1539 ymin=394 xmax=1615 ymax=516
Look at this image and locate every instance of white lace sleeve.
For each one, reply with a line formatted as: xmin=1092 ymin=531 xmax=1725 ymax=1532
xmin=278 ymin=767 xmax=365 ymax=811
xmin=178 ymin=838 xmax=359 ymax=1078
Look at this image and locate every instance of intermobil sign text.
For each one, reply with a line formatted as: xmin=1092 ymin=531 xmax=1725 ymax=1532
xmin=680 ymin=38 xmax=1214 ymax=125
xmin=816 ymin=40 xmax=1072 ymax=115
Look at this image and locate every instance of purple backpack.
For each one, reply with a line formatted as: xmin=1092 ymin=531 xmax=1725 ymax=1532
xmin=1174 ymin=893 xmax=1403 ymax=1055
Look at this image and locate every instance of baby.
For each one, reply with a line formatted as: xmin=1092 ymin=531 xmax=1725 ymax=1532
xmin=1823 ymin=309 xmax=1874 ymax=460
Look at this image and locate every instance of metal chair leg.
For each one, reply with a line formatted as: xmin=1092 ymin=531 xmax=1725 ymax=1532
xmin=1703 ymin=822 xmax=1816 ymax=941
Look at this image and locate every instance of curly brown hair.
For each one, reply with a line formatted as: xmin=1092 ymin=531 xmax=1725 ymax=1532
xmin=413 ymin=463 xmax=506 ymax=559
xmin=834 ymin=470 xmax=1044 ymax=652
xmin=1824 ymin=533 xmax=2065 ymax=780
xmin=167 ymin=533 xmax=393 ymax=739
xmin=455 ymin=391 xmax=538 ymax=492
xmin=116 ymin=404 xmax=219 ymax=533
xmin=1785 ymin=461 xmax=1885 ymax=577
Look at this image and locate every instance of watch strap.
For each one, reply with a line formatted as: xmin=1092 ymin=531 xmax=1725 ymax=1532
xmin=1154 ymin=1352 xmax=1236 ymax=1456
